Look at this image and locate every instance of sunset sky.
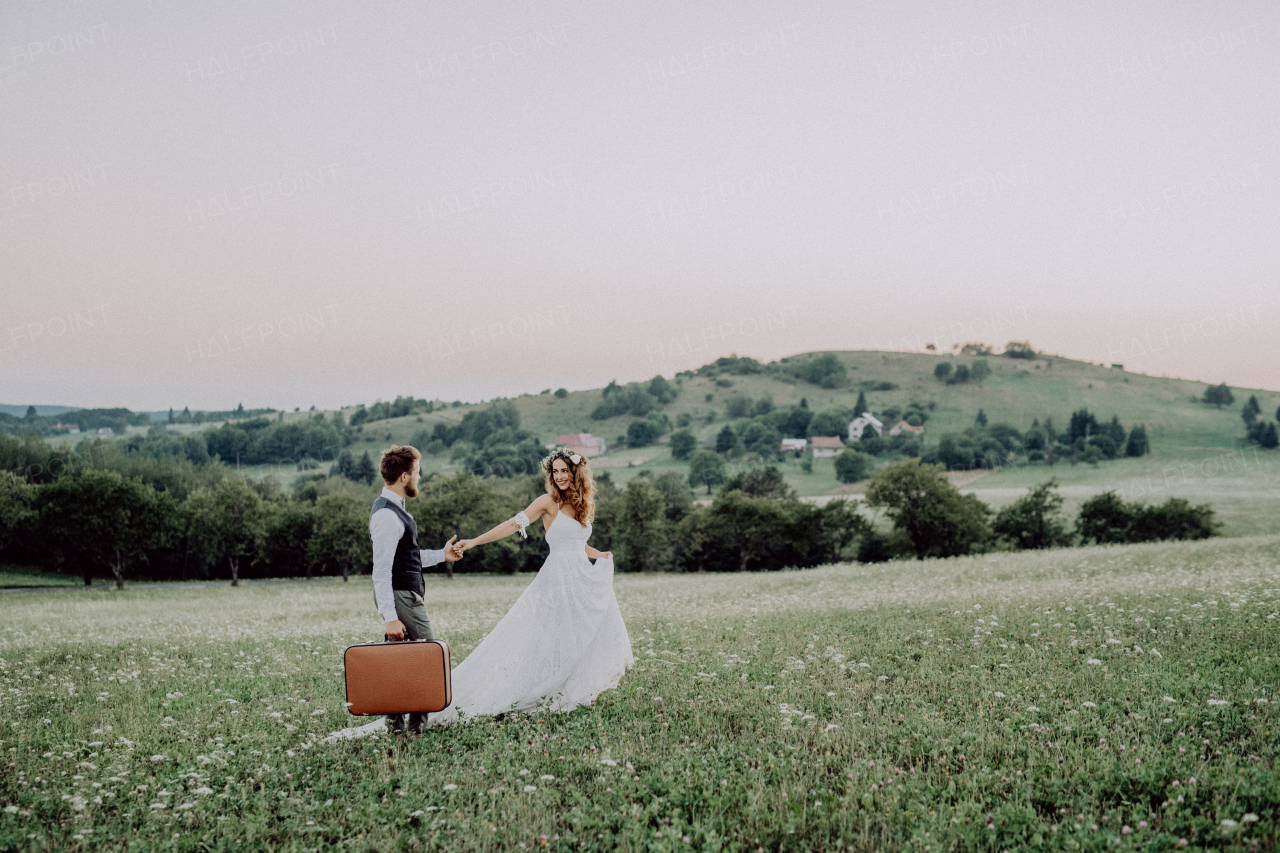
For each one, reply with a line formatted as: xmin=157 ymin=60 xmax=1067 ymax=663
xmin=3 ymin=0 xmax=1277 ymax=411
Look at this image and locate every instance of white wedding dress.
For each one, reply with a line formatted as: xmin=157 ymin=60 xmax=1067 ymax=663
xmin=326 ymin=510 xmax=634 ymax=741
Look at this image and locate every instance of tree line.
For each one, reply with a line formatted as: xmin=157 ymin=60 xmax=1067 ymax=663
xmin=1 ymin=422 xmax=1220 ymax=589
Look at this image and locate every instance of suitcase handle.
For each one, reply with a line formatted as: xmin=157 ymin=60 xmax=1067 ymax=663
xmin=384 ymin=634 xmax=426 ymax=642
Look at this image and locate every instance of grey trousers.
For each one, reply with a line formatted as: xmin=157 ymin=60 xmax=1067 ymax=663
xmin=375 ymin=588 xmax=437 ymax=732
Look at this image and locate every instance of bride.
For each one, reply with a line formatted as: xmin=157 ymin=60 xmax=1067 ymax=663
xmin=326 ymin=448 xmax=634 ymax=741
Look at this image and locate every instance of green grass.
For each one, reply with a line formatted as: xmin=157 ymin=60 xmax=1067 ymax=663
xmin=0 ymin=566 xmax=87 ymax=589
xmin=3 ymin=537 xmax=1279 ymax=851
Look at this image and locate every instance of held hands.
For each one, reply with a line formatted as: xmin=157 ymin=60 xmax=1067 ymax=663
xmin=457 ymin=538 xmax=478 ymax=554
xmin=442 ymin=535 xmax=465 ymax=562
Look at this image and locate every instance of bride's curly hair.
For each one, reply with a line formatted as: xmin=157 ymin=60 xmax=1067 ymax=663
xmin=541 ymin=448 xmax=595 ymax=524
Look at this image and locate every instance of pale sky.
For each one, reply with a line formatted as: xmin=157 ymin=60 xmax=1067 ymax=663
xmin=2 ymin=0 xmax=1277 ymax=410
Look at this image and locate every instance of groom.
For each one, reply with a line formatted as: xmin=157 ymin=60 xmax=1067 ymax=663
xmin=371 ymin=444 xmax=463 ymax=735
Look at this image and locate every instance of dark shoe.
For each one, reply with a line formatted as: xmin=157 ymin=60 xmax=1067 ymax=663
xmin=385 ymin=715 xmax=405 ymax=736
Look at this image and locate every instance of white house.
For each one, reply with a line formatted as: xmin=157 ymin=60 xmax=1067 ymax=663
xmin=780 ymin=438 xmax=807 ymax=454
xmin=811 ymin=436 xmax=844 ymax=458
xmin=96 ymin=427 xmax=115 ymax=438
xmin=847 ymin=412 xmax=883 ymax=441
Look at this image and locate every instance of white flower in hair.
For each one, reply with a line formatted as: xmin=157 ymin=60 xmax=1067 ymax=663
xmin=569 ymin=453 xmax=582 ymax=464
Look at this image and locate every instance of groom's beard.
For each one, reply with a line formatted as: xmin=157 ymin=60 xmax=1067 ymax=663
xmin=405 ymin=482 xmax=418 ymax=498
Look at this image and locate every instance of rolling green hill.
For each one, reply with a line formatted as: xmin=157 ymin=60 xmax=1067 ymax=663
xmin=66 ymin=350 xmax=1280 ymax=537
xmin=336 ymin=350 xmax=1280 ymax=536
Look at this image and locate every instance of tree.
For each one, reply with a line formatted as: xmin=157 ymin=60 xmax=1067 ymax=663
xmin=0 ymin=472 xmax=34 ymax=560
xmin=1075 ymin=491 xmax=1134 ymax=545
xmin=1003 ymin=341 xmax=1036 ymax=359
xmin=806 ymin=410 xmax=847 ymax=438
xmin=264 ymin=499 xmax=318 ymax=579
xmin=722 ymin=465 xmax=794 ymax=500
xmin=833 ymin=449 xmax=873 ymax=483
xmin=968 ymin=360 xmax=991 ymax=386
xmin=949 ymin=364 xmax=970 ymax=384
xmin=626 ymin=420 xmax=660 ymax=448
xmin=1242 ymin=395 xmax=1261 ymax=425
xmin=992 ymin=479 xmax=1071 ymax=549
xmin=1202 ymin=383 xmax=1234 ymax=408
xmin=355 ymin=451 xmax=377 ymax=485
xmin=554 ymin=388 xmax=568 ymax=398
xmin=650 ymin=471 xmax=693 ymax=521
xmin=167 ymin=407 xmax=175 ymax=424
xmin=668 ymin=430 xmax=697 ymax=461
xmin=36 ymin=469 xmax=177 ymax=588
xmin=853 ymin=391 xmax=868 ymax=416
xmin=714 ymin=425 xmax=740 ymax=456
xmin=24 ymin=405 xmax=36 ymax=420
xmin=614 ymin=479 xmax=667 ymax=572
xmin=410 ymin=471 xmax=528 ymax=576
xmin=186 ymin=478 xmax=268 ymax=586
xmin=1125 ymin=424 xmax=1149 ymax=457
xmin=974 ymin=408 xmax=988 ymax=427
xmin=934 ymin=362 xmax=952 ymax=381
xmin=740 ymin=421 xmax=781 ymax=459
xmin=308 ymin=493 xmax=370 ymax=582
xmin=687 ymin=449 xmax=726 ymax=494
xmin=1068 ymin=408 xmax=1099 ymax=442
xmin=1261 ymin=422 xmax=1280 ymax=449
xmin=864 ymin=461 xmax=991 ymax=559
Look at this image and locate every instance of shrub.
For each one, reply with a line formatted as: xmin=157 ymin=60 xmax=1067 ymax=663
xmin=992 ymin=479 xmax=1071 ymax=549
xmin=934 ymin=362 xmax=953 ymax=381
xmin=834 ymin=449 xmax=873 ymax=483
xmin=669 ymin=430 xmax=698 ymax=460
xmin=864 ymin=461 xmax=992 ymax=559
xmin=554 ymin=388 xmax=568 ymax=398
xmin=1076 ymin=491 xmax=1219 ymax=544
xmin=724 ymin=394 xmax=754 ymax=419
xmin=626 ymin=420 xmax=661 ymax=447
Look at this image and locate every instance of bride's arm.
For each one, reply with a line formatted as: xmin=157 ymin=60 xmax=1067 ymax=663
xmin=459 ymin=495 xmax=553 ymax=551
xmin=585 ymin=544 xmax=612 ymax=560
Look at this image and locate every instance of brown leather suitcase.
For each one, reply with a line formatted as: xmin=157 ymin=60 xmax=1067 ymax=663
xmin=343 ymin=638 xmax=452 ymax=716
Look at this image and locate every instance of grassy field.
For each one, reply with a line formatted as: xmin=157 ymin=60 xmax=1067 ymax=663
xmin=2 ymin=536 xmax=1279 ymax=851
xmin=0 ymin=566 xmax=88 ymax=589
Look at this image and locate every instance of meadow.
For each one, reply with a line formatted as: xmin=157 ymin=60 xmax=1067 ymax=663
xmin=3 ymin=535 xmax=1279 ymax=851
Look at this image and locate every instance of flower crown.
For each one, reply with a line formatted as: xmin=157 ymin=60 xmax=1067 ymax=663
xmin=541 ymin=446 xmax=584 ymax=470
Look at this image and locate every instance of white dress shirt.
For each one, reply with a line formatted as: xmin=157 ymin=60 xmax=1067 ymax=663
xmin=370 ymin=486 xmax=446 ymax=623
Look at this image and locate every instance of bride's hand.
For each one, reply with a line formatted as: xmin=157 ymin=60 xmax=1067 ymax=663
xmin=458 ymin=539 xmax=477 ymax=553
xmin=599 ymin=551 xmax=612 ymax=559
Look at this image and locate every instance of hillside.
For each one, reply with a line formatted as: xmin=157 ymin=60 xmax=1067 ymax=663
xmin=33 ymin=350 xmax=1280 ymax=537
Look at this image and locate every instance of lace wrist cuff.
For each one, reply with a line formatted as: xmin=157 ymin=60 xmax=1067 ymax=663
xmin=511 ymin=511 xmax=531 ymax=539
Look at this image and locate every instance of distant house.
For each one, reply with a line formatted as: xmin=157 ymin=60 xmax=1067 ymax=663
xmin=96 ymin=427 xmax=115 ymax=438
xmin=888 ymin=420 xmax=925 ymax=437
xmin=810 ymin=436 xmax=844 ymax=458
xmin=555 ymin=433 xmax=607 ymax=457
xmin=55 ymin=423 xmax=80 ymax=434
xmin=847 ymin=412 xmax=883 ymax=441
xmin=780 ymin=438 xmax=807 ymax=454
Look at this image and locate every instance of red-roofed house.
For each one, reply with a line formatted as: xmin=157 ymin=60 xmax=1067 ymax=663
xmin=810 ymin=436 xmax=844 ymax=458
xmin=555 ymin=433 xmax=607 ymax=457
xmin=888 ymin=420 xmax=925 ymax=437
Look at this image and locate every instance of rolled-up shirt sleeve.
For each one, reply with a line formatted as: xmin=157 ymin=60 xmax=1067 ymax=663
xmin=420 ymin=548 xmax=446 ymax=568
xmin=369 ymin=508 xmax=404 ymax=623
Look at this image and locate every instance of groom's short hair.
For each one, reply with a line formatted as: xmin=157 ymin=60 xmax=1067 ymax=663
xmin=380 ymin=445 xmax=421 ymax=484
